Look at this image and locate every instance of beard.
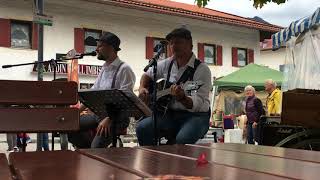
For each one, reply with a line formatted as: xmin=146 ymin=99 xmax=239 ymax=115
xmin=97 ymin=53 xmax=110 ymax=61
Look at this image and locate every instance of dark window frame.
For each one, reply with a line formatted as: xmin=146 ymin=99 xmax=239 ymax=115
xmin=237 ymin=48 xmax=248 ymax=67
xmin=152 ymin=37 xmax=168 ymax=59
xmin=84 ymin=28 xmax=102 ymax=53
xmin=203 ymin=43 xmax=217 ymax=65
xmin=10 ymin=20 xmax=32 ymax=49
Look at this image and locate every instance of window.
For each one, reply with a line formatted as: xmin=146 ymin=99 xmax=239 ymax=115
xmin=56 ymin=53 xmax=67 ymax=60
xmin=146 ymin=37 xmax=170 ymax=60
xmin=232 ymin=47 xmax=253 ymax=67
xmin=198 ymin=43 xmax=222 ymax=65
xmin=153 ymin=38 xmax=168 ymax=60
xmin=11 ymin=21 xmax=31 ymax=48
xmin=237 ymin=48 xmax=247 ymax=67
xmin=204 ymin=44 xmax=216 ymax=65
xmin=84 ymin=29 xmax=101 ymax=53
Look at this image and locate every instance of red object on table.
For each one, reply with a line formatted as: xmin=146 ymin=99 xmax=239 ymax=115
xmin=196 ymin=152 xmax=208 ymax=166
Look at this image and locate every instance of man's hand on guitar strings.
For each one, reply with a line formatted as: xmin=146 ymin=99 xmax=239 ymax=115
xmin=170 ymin=84 xmax=186 ymax=101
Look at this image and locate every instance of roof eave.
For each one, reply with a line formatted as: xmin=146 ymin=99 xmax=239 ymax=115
xmin=84 ymin=0 xmax=281 ymax=32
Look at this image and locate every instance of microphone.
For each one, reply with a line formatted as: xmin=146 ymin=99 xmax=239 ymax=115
xmin=2 ymin=65 xmax=13 ymax=68
xmin=160 ymin=40 xmax=168 ymax=46
xmin=143 ymin=41 xmax=167 ymax=72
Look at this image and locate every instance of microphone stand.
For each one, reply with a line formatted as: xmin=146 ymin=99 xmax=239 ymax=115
xmin=2 ymin=55 xmax=86 ymax=81
xmin=143 ymin=44 xmax=165 ymax=146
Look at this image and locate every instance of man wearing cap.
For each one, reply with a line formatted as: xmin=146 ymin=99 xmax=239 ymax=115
xmin=68 ymin=32 xmax=136 ymax=148
xmin=136 ymin=28 xmax=211 ymax=145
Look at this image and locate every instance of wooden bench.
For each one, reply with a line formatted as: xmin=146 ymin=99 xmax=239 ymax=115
xmin=0 ymin=80 xmax=79 ymax=151
xmin=0 ymin=153 xmax=11 ymax=180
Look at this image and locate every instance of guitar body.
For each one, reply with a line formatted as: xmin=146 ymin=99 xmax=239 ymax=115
xmin=145 ymin=79 xmax=204 ymax=114
xmin=148 ymin=79 xmax=173 ymax=113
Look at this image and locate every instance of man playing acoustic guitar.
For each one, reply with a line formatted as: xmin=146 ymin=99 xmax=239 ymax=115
xmin=136 ymin=27 xmax=212 ymax=145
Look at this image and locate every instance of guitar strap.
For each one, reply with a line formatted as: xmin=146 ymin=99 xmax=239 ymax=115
xmin=165 ymin=60 xmax=175 ymax=88
xmin=166 ymin=58 xmax=202 ymax=86
xmin=111 ymin=62 xmax=124 ymax=89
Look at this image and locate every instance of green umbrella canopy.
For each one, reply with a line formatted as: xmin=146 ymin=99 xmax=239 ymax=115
xmin=214 ymin=64 xmax=283 ymax=89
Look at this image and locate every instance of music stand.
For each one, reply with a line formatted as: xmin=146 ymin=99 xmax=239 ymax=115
xmin=78 ymin=89 xmax=151 ymax=147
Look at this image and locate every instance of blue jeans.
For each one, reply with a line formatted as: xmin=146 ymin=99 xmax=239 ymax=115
xmin=36 ymin=133 xmax=49 ymax=151
xmin=42 ymin=133 xmax=49 ymax=151
xmin=68 ymin=114 xmax=129 ymax=148
xmin=59 ymin=133 xmax=68 ymax=150
xmin=136 ymin=110 xmax=210 ymax=146
xmin=247 ymin=122 xmax=257 ymax=144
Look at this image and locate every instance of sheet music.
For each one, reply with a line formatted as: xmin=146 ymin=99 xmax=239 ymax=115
xmin=78 ymin=89 xmax=151 ymax=119
xmin=120 ymin=90 xmax=152 ymax=117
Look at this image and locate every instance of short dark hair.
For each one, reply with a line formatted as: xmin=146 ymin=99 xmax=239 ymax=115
xmin=165 ymin=27 xmax=192 ymax=41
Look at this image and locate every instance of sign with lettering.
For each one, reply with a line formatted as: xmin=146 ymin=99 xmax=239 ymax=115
xmin=32 ymin=63 xmax=102 ymax=76
xmin=33 ymin=13 xmax=53 ymax=26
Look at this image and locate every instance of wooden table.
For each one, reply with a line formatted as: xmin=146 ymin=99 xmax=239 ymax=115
xmin=79 ymin=147 xmax=291 ymax=179
xmin=139 ymin=144 xmax=320 ymax=179
xmin=7 ymin=143 xmax=320 ymax=179
xmin=9 ymin=150 xmax=142 ymax=180
xmin=190 ymin=143 xmax=320 ymax=163
xmin=0 ymin=153 xmax=11 ymax=180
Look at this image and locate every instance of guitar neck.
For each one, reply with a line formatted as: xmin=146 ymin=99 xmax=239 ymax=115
xmin=156 ymin=88 xmax=171 ymax=99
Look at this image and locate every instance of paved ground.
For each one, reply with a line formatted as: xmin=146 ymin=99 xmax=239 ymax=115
xmin=0 ymin=133 xmax=138 ymax=156
xmin=0 ymin=126 xmax=216 ymax=155
xmin=0 ymin=119 xmax=139 ymax=155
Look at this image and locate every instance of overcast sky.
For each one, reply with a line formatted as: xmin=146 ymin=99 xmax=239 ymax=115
xmin=172 ymin=0 xmax=320 ymax=27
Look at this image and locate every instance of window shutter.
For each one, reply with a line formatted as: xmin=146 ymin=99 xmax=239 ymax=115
xmin=32 ymin=23 xmax=38 ymax=50
xmin=197 ymin=43 xmax=204 ymax=62
xmin=146 ymin=37 xmax=154 ymax=60
xmin=216 ymin=45 xmax=222 ymax=66
xmin=248 ymin=49 xmax=254 ymax=64
xmin=232 ymin=47 xmax=238 ymax=67
xmin=0 ymin=18 xmax=10 ymax=47
xmin=74 ymin=28 xmax=84 ymax=53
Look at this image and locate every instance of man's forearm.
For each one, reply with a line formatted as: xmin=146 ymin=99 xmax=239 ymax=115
xmin=79 ymin=104 xmax=87 ymax=113
xmin=178 ymin=96 xmax=193 ymax=109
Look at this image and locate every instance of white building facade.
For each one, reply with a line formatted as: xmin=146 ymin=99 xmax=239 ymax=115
xmin=0 ymin=0 xmax=281 ymax=89
xmin=259 ymin=39 xmax=286 ymax=71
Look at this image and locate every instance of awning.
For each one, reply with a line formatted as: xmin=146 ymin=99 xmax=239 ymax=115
xmin=213 ymin=64 xmax=283 ymax=89
xmin=272 ymin=7 xmax=320 ymax=49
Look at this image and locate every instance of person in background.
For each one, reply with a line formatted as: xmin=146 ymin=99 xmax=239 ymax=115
xmin=244 ymin=85 xmax=265 ymax=144
xmin=264 ymin=79 xmax=282 ymax=116
xmin=41 ymin=133 xmax=49 ymax=151
xmin=6 ymin=133 xmax=17 ymax=152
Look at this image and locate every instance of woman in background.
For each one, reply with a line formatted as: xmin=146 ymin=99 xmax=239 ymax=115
xmin=244 ymin=85 xmax=265 ymax=144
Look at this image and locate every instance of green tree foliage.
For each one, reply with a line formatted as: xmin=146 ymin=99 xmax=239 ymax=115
xmin=195 ymin=0 xmax=287 ymax=8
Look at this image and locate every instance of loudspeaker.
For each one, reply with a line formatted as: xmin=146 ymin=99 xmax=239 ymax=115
xmin=260 ymin=124 xmax=304 ymax=146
